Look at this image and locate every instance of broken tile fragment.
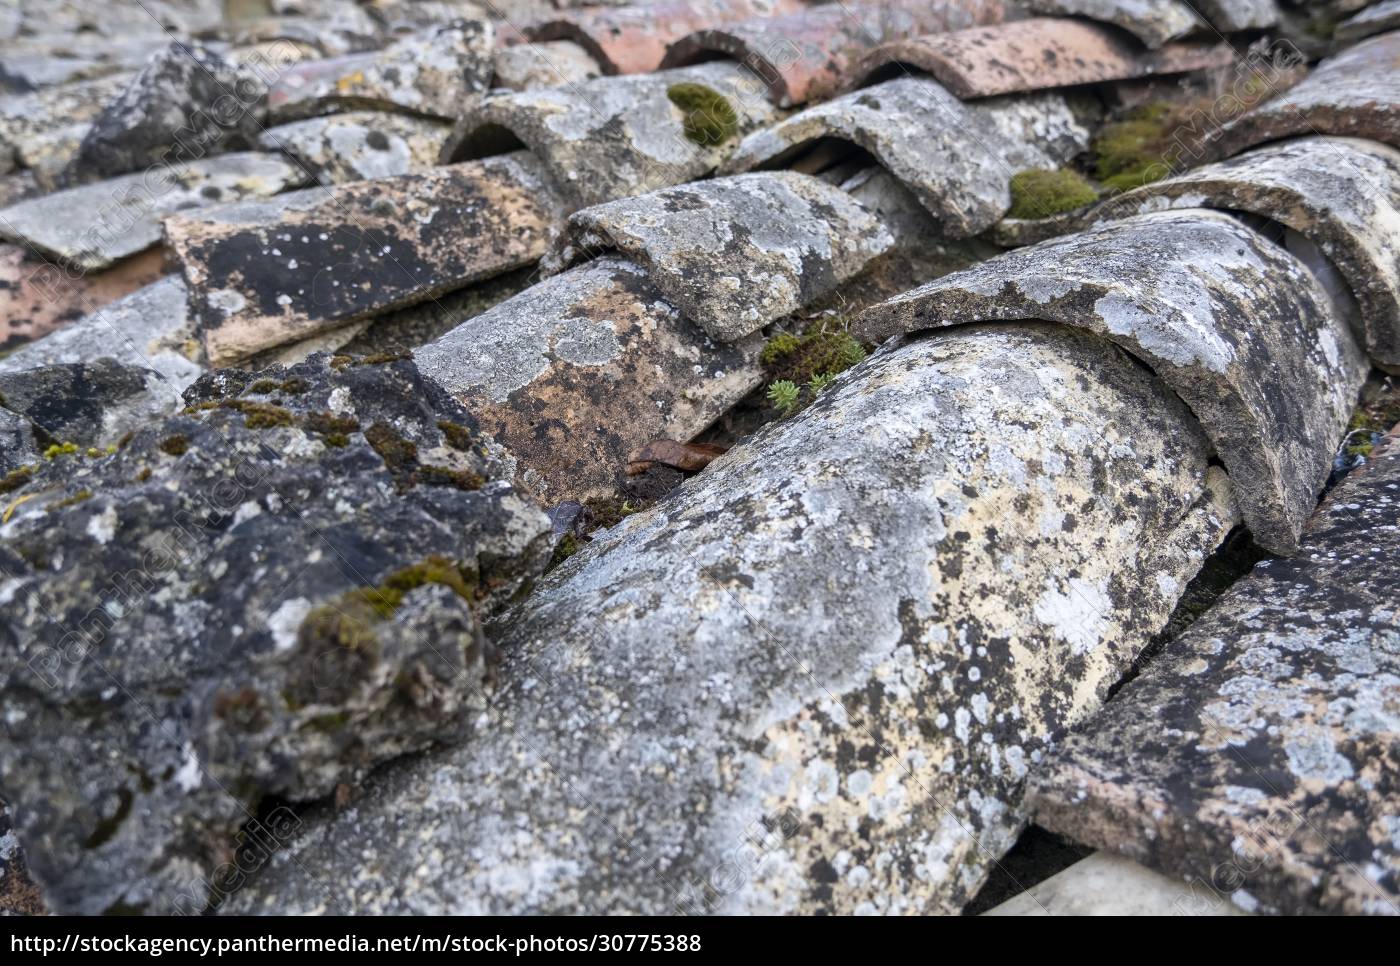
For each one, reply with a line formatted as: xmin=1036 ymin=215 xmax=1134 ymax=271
xmin=1210 ymin=29 xmax=1400 ymax=158
xmin=441 ymin=62 xmax=782 ymax=208
xmin=0 ymin=353 xmax=552 ymax=915
xmin=1096 ymin=137 xmax=1400 ymax=370
xmin=490 ymin=40 xmax=601 ymax=91
xmin=522 ymin=0 xmax=803 ymax=75
xmin=1336 ymin=0 xmax=1400 ymax=42
xmin=232 ymin=323 xmax=1238 ymax=915
xmin=258 ymin=111 xmax=451 ymax=184
xmin=167 ymin=153 xmax=566 ymax=364
xmin=0 ymin=275 xmax=203 ymax=393
xmin=0 ymin=152 xmax=307 ymax=272
xmin=544 ymin=172 xmax=893 ymax=341
xmin=854 ymin=18 xmax=1234 ymax=98
xmin=1027 ymin=428 xmax=1400 ymax=916
xmin=659 ymin=0 xmax=1009 ymax=107
xmin=0 ymin=245 xmax=166 ymax=353
xmin=266 ymin=20 xmax=494 ymax=122
xmin=854 ymin=210 xmax=1367 ymax=554
xmin=65 ymin=42 xmax=269 ymax=184
xmin=1023 ymin=0 xmax=1204 ymax=48
xmin=414 ymin=256 xmax=764 ymax=503
xmin=724 ymin=76 xmax=1088 ymax=238
xmin=982 ymin=853 xmax=1249 ymax=916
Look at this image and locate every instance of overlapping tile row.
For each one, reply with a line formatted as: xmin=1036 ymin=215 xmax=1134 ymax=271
xmin=1073 ymin=137 xmax=1400 ymax=372
xmin=1025 ymin=0 xmax=1279 ymax=48
xmin=658 ymin=0 xmax=1009 ymax=107
xmin=1027 ymin=426 xmax=1400 ymax=916
xmin=415 ymin=171 xmax=892 ymax=502
xmin=231 ymin=323 xmax=1239 ymax=915
xmin=854 ymin=210 xmax=1368 ymax=555
xmin=520 ymin=0 xmax=804 ymax=75
xmin=724 ymin=76 xmax=1090 ymax=238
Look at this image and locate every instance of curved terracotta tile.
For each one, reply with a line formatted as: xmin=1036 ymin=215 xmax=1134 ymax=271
xmin=659 ymin=0 xmax=1008 ymax=107
xmin=852 ymin=18 xmax=1234 ymax=98
xmin=523 ymin=0 xmax=804 ymax=75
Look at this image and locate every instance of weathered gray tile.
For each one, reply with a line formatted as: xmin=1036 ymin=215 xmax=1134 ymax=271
xmin=258 ymin=111 xmax=451 ymax=185
xmin=66 ymin=42 xmax=269 ymax=183
xmin=1027 ymin=428 xmax=1400 ymax=916
xmin=854 ymin=210 xmax=1367 ymax=555
xmin=441 ymin=61 xmax=783 ymax=208
xmin=414 ymin=256 xmax=765 ymax=503
xmin=230 ymin=323 xmax=1237 ymax=914
xmin=266 ymin=21 xmax=494 ymax=122
xmin=0 ymin=74 xmax=132 ymax=182
xmin=490 ymin=40 xmax=601 ymax=91
xmin=1211 ymin=29 xmax=1400 ymax=158
xmin=166 ymin=153 xmax=567 ymax=364
xmin=0 ymin=353 xmax=552 ymax=915
xmin=0 ymin=152 xmax=306 ymax=272
xmin=1094 ymin=136 xmax=1400 ymax=371
xmin=544 ymin=172 xmax=893 ymax=342
xmin=724 ymin=76 xmax=1088 ymax=238
xmin=0 ymin=358 xmax=183 ymax=450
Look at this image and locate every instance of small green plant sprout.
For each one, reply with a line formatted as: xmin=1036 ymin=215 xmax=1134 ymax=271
xmin=667 ymin=83 xmax=739 ymax=146
xmin=767 ymin=380 xmax=800 ymax=413
xmin=807 ymin=373 xmax=835 ymax=394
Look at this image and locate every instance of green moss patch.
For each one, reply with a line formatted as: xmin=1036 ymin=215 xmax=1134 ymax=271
xmin=158 ymin=434 xmax=189 ymax=457
xmin=667 ymin=83 xmax=739 ymax=146
xmin=1007 ymin=168 xmax=1099 ymax=220
xmin=760 ymin=324 xmax=868 ymax=416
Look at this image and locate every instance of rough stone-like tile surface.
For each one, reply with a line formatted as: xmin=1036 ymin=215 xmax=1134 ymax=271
xmin=442 ymin=61 xmax=783 ymax=208
xmin=0 ymin=276 xmax=203 ymax=392
xmin=855 ymin=19 xmax=1234 ymax=98
xmin=0 ymin=353 xmax=552 ymax=915
xmin=491 ymin=40 xmax=600 ymax=91
xmin=523 ymin=0 xmax=803 ymax=75
xmin=1099 ymin=137 xmax=1400 ymax=370
xmin=1336 ymin=0 xmax=1400 ymax=43
xmin=545 ymin=172 xmax=893 ymax=342
xmin=1027 ymin=429 xmax=1400 ymax=916
xmin=724 ymin=76 xmax=1088 ymax=238
xmin=166 ymin=152 xmax=565 ymax=365
xmin=0 ymin=246 xmax=166 ymax=353
xmin=1211 ymin=30 xmax=1400 ymax=158
xmin=258 ymin=111 xmax=451 ymax=185
xmin=232 ymin=324 xmax=1237 ymax=915
xmin=854 ymin=210 xmax=1367 ymax=555
xmin=266 ymin=20 xmax=494 ymax=122
xmin=0 ymin=358 xmax=183 ymax=450
xmin=982 ymin=852 xmax=1248 ymax=916
xmin=660 ymin=0 xmax=1008 ymax=107
xmin=415 ymin=256 xmax=763 ymax=503
xmin=1023 ymin=0 xmax=1203 ymax=48
xmin=1 ymin=152 xmax=306 ymax=272
xmin=66 ymin=42 xmax=268 ymax=184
